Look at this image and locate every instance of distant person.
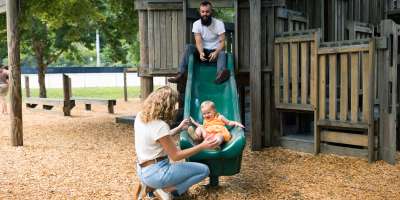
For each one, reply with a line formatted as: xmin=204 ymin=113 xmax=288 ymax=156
xmin=134 ymin=86 xmax=219 ymax=199
xmin=168 ymin=0 xmax=230 ymax=84
xmin=0 ymin=65 xmax=10 ymax=114
xmin=188 ymin=100 xmax=244 ymax=149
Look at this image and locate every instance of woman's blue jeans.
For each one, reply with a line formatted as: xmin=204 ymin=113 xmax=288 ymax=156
xmin=136 ymin=159 xmax=209 ymax=195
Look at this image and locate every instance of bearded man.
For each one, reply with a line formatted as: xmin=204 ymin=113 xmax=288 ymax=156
xmin=168 ymin=0 xmax=230 ymax=84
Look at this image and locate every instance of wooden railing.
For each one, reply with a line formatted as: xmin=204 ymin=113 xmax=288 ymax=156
xmin=274 ymin=30 xmax=319 ymax=111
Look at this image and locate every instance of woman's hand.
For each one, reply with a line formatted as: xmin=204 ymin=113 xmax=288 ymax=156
xmin=199 ymin=135 xmax=219 ymax=149
xmin=178 ymin=118 xmax=191 ymax=131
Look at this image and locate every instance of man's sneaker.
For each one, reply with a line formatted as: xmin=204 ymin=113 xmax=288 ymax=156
xmin=214 ymin=69 xmax=230 ymax=84
xmin=168 ymin=73 xmax=187 ymax=83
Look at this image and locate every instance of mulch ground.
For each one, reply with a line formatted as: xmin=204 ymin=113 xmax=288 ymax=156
xmin=0 ymin=98 xmax=400 ymax=200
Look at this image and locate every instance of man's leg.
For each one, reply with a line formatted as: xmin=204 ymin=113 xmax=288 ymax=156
xmin=214 ymin=51 xmax=230 ymax=84
xmin=168 ymin=44 xmax=196 ymax=83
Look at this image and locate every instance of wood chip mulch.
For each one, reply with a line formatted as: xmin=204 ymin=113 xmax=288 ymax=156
xmin=0 ymin=98 xmax=399 ymax=200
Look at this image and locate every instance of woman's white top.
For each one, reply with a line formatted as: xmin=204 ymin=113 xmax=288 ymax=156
xmin=134 ymin=112 xmax=170 ymax=164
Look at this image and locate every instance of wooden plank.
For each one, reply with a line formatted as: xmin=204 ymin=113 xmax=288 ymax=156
xmin=321 ymin=130 xmax=368 ymax=147
xmin=321 ymin=143 xmax=369 ymax=158
xmin=172 ymin=11 xmax=179 ymax=68
xmin=267 ymin=6 xmax=275 ymax=70
xmin=329 ymin=54 xmax=337 ymax=120
xmin=319 ymin=55 xmax=326 ymax=120
xmin=280 ymin=136 xmax=314 ymax=154
xmin=350 ymin=53 xmax=359 ymax=122
xmin=318 ymin=46 xmax=369 ymax=54
xmin=275 ymin=104 xmax=313 ymax=111
xmin=274 ymin=44 xmax=280 ymax=105
xmin=154 ymin=11 xmax=161 ymax=70
xmin=340 ymin=53 xmax=348 ymax=121
xmin=300 ymin=42 xmax=308 ymax=104
xmin=282 ymin=43 xmax=289 ymax=104
xmin=147 ymin=11 xmax=154 ymax=71
xmin=166 ymin=11 xmax=172 ymax=69
xmin=249 ymin=0 xmax=262 ymax=150
xmin=188 ymin=0 xmax=234 ymax=8
xmin=317 ymin=119 xmax=369 ymax=130
xmin=291 ymin=43 xmax=298 ymax=104
xmin=362 ymin=52 xmax=370 ymax=122
xmin=275 ymin=36 xmax=315 ymax=43
xmin=310 ymin=33 xmax=318 ymax=107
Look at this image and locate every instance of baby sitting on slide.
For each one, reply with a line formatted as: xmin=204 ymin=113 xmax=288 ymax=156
xmin=188 ymin=100 xmax=244 ymax=149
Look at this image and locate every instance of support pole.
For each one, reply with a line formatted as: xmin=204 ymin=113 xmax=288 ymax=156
xmin=139 ymin=10 xmax=153 ymax=100
xmin=123 ymin=68 xmax=128 ymax=101
xmin=7 ymin=0 xmax=23 ymax=146
xmin=249 ymin=0 xmax=262 ymax=150
xmin=24 ymin=76 xmax=30 ymax=97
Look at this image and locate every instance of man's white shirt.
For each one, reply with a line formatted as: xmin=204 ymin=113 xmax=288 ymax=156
xmin=192 ymin=18 xmax=225 ymax=50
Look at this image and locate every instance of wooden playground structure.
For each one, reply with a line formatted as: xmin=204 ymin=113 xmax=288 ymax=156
xmin=1 ymin=0 xmax=400 ymax=163
xmin=134 ymin=0 xmax=400 ymax=164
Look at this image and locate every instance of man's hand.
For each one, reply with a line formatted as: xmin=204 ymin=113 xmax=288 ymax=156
xmin=209 ymin=51 xmax=219 ymax=62
xmin=199 ymin=52 xmax=207 ymax=61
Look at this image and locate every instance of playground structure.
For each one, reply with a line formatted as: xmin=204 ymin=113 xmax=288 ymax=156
xmin=24 ymin=75 xmax=117 ymax=115
xmin=135 ymin=0 xmax=400 ymax=165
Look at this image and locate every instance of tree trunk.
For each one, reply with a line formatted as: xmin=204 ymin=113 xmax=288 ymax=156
xmin=38 ymin=63 xmax=47 ymax=98
xmin=33 ymin=40 xmax=47 ymax=98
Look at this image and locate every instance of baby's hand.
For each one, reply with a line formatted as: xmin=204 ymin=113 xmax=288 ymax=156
xmin=234 ymin=121 xmax=245 ymax=128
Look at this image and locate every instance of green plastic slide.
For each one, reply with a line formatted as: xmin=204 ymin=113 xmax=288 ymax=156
xmin=179 ymin=53 xmax=246 ymax=186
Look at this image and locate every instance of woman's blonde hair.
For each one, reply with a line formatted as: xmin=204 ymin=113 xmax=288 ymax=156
xmin=140 ymin=86 xmax=179 ymax=124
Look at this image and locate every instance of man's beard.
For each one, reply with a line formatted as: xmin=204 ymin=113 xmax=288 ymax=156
xmin=201 ymin=16 xmax=212 ymax=26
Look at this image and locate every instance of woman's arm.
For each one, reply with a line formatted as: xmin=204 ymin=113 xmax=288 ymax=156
xmin=158 ymin=135 xmax=219 ymax=161
xmin=169 ymin=119 xmax=190 ymax=136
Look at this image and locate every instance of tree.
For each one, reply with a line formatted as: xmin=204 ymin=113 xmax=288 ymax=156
xmin=20 ymin=0 xmax=102 ymax=97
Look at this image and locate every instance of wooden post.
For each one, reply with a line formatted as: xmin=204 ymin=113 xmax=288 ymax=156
xmin=7 ymin=0 xmax=23 ymax=146
xmin=63 ymin=74 xmax=72 ymax=116
xmin=123 ymin=68 xmax=128 ymax=101
xmin=249 ymin=0 xmax=262 ymax=150
xmin=139 ymin=10 xmax=153 ymax=100
xmin=25 ymin=76 xmax=30 ymax=97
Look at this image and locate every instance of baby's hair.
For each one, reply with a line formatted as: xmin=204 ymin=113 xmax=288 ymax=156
xmin=201 ymin=100 xmax=216 ymax=110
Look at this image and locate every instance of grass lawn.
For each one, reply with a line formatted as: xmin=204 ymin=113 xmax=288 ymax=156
xmin=22 ymin=87 xmax=141 ymax=99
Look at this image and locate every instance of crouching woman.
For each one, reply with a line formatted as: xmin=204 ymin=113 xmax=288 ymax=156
xmin=134 ymin=86 xmax=218 ymax=199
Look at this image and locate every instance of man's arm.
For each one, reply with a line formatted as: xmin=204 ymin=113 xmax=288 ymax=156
xmin=194 ymin=33 xmax=207 ymax=61
xmin=209 ymin=33 xmax=225 ymax=61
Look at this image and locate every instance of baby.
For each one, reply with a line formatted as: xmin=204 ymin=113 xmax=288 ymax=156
xmin=188 ymin=100 xmax=244 ymax=147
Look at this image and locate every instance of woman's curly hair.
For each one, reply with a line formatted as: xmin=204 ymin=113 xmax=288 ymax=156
xmin=140 ymin=86 xmax=179 ymax=125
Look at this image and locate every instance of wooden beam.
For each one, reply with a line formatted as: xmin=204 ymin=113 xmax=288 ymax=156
xmin=62 ymin=74 xmax=72 ymax=116
xmin=249 ymin=0 xmax=262 ymax=150
xmin=123 ymin=69 xmax=128 ymax=101
xmin=24 ymin=76 xmax=30 ymax=98
xmin=139 ymin=11 xmax=154 ymax=100
xmin=188 ymin=0 xmax=234 ymax=8
xmin=7 ymin=0 xmax=23 ymax=146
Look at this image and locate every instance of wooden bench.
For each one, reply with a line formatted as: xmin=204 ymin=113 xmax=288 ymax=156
xmin=72 ymin=98 xmax=116 ymax=114
xmin=25 ymin=97 xmax=75 ymax=116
